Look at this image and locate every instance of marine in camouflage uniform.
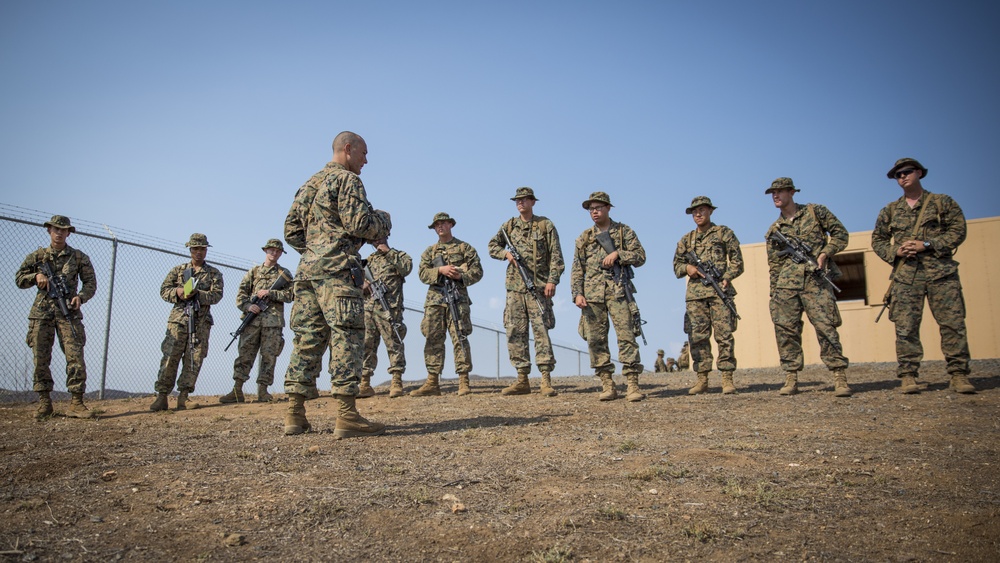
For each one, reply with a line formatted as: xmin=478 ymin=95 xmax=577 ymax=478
xmin=282 ymin=131 xmax=392 ymax=438
xmin=871 ymin=157 xmax=975 ymax=394
xmin=150 ymin=233 xmax=225 ymax=411
xmin=220 ymin=239 xmax=294 ymax=405
xmin=411 ymin=212 xmax=484 ymax=397
xmin=361 ymin=237 xmax=412 ymax=399
xmin=571 ymin=191 xmax=646 ymax=402
xmin=15 ymin=215 xmax=97 ymax=419
xmin=487 ymin=187 xmax=565 ymax=398
xmin=764 ymin=177 xmax=851 ymax=397
xmin=673 ymin=196 xmax=744 ymax=394
xmin=676 ymin=341 xmax=690 ymax=371
xmin=654 ymin=350 xmax=669 ymax=373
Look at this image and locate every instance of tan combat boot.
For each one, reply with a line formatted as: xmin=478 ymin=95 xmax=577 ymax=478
xmin=388 ymin=373 xmax=404 ymax=398
xmin=502 ymin=373 xmax=531 ymax=396
xmin=625 ymin=374 xmax=645 ymax=402
xmin=688 ymin=372 xmax=709 ymax=395
xmin=457 ymin=373 xmax=471 ymax=396
xmin=35 ymin=391 xmax=53 ymax=420
xmin=150 ymin=392 xmax=169 ymax=412
xmin=409 ymin=374 xmax=441 ymax=397
xmin=832 ymin=369 xmax=852 ymax=397
xmin=899 ymin=375 xmax=920 ymax=394
xmin=219 ymin=382 xmax=245 ymax=404
xmin=779 ymin=372 xmax=798 ymax=395
xmin=283 ymin=393 xmax=311 ymax=435
xmin=598 ymin=374 xmax=618 ymax=401
xmin=333 ymin=394 xmax=385 ymax=439
xmin=66 ymin=392 xmax=94 ymax=418
xmin=539 ymin=372 xmax=557 ymax=397
xmin=949 ymin=374 xmax=977 ymax=394
xmin=256 ymin=384 xmax=273 ymax=403
xmin=358 ymin=375 xmax=375 ymax=398
xmin=176 ymin=391 xmax=198 ymax=410
xmin=721 ymin=372 xmax=737 ymax=395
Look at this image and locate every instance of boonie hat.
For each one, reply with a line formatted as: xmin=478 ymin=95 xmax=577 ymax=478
xmin=185 ymin=233 xmax=211 ymax=248
xmin=428 ymin=212 xmax=457 ymax=229
xmin=886 ymin=158 xmax=928 ymax=180
xmin=43 ymin=215 xmax=76 ymax=233
xmin=685 ymin=195 xmax=717 ymax=214
xmin=582 ymin=191 xmax=613 ymax=209
xmin=765 ymin=177 xmax=799 ymax=194
xmin=262 ymin=238 xmax=286 ymax=253
xmin=657 ymin=349 xmax=665 ymax=355
xmin=511 ymin=186 xmax=538 ymax=201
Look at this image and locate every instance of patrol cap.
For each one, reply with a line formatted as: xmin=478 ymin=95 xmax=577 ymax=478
xmin=765 ymin=177 xmax=799 ymax=194
xmin=511 ymin=186 xmax=538 ymax=201
xmin=43 ymin=215 xmax=76 ymax=233
xmin=262 ymin=238 xmax=286 ymax=253
xmin=685 ymin=195 xmax=717 ymax=214
xmin=185 ymin=233 xmax=211 ymax=247
xmin=428 ymin=212 xmax=456 ymax=229
xmin=886 ymin=157 xmax=928 ymax=180
xmin=582 ymin=191 xmax=613 ymax=209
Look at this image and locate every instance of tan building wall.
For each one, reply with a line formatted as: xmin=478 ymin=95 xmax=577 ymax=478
xmin=732 ymin=216 xmax=1000 ymax=369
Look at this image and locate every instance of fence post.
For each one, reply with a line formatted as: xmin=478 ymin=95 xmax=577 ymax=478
xmin=99 ymin=226 xmax=119 ymax=400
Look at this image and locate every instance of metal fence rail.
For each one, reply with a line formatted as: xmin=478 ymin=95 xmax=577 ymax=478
xmin=1 ymin=203 xmax=596 ymax=403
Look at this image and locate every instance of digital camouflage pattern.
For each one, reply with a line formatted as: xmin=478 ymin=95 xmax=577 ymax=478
xmin=871 ymin=191 xmax=970 ymax=377
xmin=231 ymin=263 xmax=294 ymax=386
xmin=363 ymin=248 xmax=413 ymax=378
xmin=673 ymin=224 xmax=744 ymax=373
xmin=418 ymin=238 xmax=483 ymax=375
xmin=487 ymin=215 xmax=565 ymax=374
xmin=766 ymin=203 xmax=848 ymax=372
xmin=571 ymin=221 xmax=645 ymax=376
xmin=15 ymin=245 xmax=97 ymax=393
xmin=283 ymin=162 xmax=390 ymax=398
xmin=154 ymin=261 xmax=224 ymax=394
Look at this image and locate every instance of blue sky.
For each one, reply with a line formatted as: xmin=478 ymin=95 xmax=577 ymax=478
xmin=3 ymin=1 xmax=999 ymax=361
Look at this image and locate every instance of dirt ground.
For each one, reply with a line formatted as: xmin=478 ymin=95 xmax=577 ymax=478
xmin=2 ymin=360 xmax=998 ymax=562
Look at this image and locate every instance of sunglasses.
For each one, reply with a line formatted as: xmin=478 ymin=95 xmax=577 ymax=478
xmin=894 ymin=168 xmax=918 ymax=179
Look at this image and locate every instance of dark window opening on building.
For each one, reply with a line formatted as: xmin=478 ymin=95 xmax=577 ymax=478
xmin=831 ymin=252 xmax=867 ymax=303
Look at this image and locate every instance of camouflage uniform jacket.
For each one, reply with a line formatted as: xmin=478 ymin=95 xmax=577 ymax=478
xmin=418 ymin=238 xmax=483 ymax=307
xmin=571 ymin=221 xmax=646 ymax=303
xmin=364 ymin=248 xmax=412 ymax=316
xmin=486 ymin=215 xmax=565 ymax=293
xmin=871 ymin=190 xmax=966 ymax=284
xmin=160 ymin=262 xmax=224 ymax=325
xmin=672 ymin=223 xmax=744 ymax=301
xmin=236 ymin=263 xmax=294 ymax=328
xmin=283 ymin=161 xmax=390 ymax=294
xmin=765 ymin=203 xmax=848 ymax=291
xmin=16 ymin=245 xmax=97 ymax=320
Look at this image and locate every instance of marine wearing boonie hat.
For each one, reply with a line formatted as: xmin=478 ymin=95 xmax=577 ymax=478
xmin=43 ymin=215 xmax=77 ymax=233
xmin=685 ymin=195 xmax=717 ymax=214
xmin=765 ymin=177 xmax=799 ymax=194
xmin=511 ymin=187 xmax=538 ymax=201
xmin=185 ymin=233 xmax=211 ymax=247
xmin=428 ymin=212 xmax=457 ymax=229
xmin=262 ymin=238 xmax=286 ymax=253
xmin=581 ymin=191 xmax=613 ymax=209
xmin=886 ymin=158 xmax=928 ymax=179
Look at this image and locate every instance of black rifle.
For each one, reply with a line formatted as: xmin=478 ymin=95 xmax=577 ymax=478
xmin=182 ymin=268 xmax=200 ymax=365
xmin=38 ymin=261 xmax=79 ymax=341
xmin=500 ymin=228 xmax=554 ymax=330
xmin=431 ymin=254 xmax=468 ymax=341
xmin=875 ymin=280 xmax=893 ymax=323
xmin=595 ymin=231 xmax=647 ymax=345
xmin=225 ymin=269 xmax=293 ymax=351
xmin=685 ymin=251 xmax=741 ymax=321
xmin=364 ymin=265 xmax=403 ymax=344
xmin=768 ymin=230 xmax=842 ymax=293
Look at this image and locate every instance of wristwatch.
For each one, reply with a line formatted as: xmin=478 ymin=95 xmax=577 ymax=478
xmin=923 ymin=241 xmax=932 ymax=249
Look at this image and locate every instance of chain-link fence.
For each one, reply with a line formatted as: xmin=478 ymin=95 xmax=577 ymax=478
xmin=2 ymin=203 xmax=596 ymax=403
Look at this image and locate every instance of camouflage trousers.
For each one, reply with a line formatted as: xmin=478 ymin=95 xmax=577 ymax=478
xmin=504 ymin=291 xmax=555 ymax=375
xmin=888 ymin=272 xmax=970 ymax=377
xmin=362 ymin=308 xmax=407 ymax=378
xmin=769 ymin=281 xmax=848 ymax=372
xmin=155 ymin=318 xmax=212 ymax=394
xmin=27 ymin=316 xmax=88 ymax=394
xmin=283 ymin=277 xmax=364 ymax=399
xmin=421 ymin=302 xmax=473 ymax=375
xmin=231 ymin=324 xmax=285 ymax=386
xmin=684 ymin=296 xmax=736 ymax=373
xmin=580 ymin=298 xmax=642 ymax=376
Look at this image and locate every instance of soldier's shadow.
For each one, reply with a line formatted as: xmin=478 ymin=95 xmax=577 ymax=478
xmin=389 ymin=414 xmax=568 ymax=436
